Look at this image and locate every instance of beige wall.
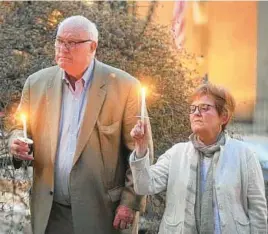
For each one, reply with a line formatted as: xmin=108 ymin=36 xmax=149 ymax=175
xmin=207 ymin=2 xmax=256 ymax=121
xmin=136 ymin=1 xmax=257 ymax=122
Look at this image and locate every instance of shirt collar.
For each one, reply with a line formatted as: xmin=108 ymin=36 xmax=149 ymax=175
xmin=62 ymin=60 xmax=95 ymax=87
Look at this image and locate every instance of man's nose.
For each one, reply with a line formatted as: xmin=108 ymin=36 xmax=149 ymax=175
xmin=192 ymin=107 xmax=201 ymax=115
xmin=60 ymin=45 xmax=69 ymax=52
xmin=56 ymin=43 xmax=69 ymax=52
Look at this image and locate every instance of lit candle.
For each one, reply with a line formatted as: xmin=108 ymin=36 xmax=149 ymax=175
xmin=21 ymin=114 xmax=27 ymax=139
xmin=141 ymin=87 xmax=146 ymax=123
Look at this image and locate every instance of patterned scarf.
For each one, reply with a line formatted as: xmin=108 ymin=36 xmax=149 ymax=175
xmin=186 ymin=131 xmax=225 ymax=234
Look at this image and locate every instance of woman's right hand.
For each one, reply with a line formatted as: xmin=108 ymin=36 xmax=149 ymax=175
xmin=130 ymin=120 xmax=149 ymax=158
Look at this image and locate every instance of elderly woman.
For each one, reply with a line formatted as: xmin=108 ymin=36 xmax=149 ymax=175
xmin=129 ymin=83 xmax=267 ymax=234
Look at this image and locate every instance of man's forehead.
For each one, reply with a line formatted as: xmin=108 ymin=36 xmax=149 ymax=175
xmin=57 ymin=25 xmax=89 ymax=39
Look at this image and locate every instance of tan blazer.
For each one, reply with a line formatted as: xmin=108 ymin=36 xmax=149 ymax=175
xmin=11 ymin=60 xmax=153 ymax=234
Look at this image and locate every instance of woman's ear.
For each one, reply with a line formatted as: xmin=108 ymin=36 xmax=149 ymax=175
xmin=221 ymin=110 xmax=229 ymax=125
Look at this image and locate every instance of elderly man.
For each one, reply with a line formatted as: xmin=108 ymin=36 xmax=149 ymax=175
xmin=9 ymin=15 xmax=153 ymax=234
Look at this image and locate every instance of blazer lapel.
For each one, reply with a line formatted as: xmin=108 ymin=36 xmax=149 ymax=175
xmin=46 ymin=67 xmax=63 ymax=165
xmin=72 ymin=61 xmax=107 ymax=166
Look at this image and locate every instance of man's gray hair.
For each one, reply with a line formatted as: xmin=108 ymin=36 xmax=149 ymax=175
xmin=58 ymin=15 xmax=98 ymax=42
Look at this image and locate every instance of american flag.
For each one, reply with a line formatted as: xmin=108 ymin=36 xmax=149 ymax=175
xmin=172 ymin=0 xmax=187 ymax=49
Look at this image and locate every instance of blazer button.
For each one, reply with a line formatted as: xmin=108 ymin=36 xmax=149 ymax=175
xmin=49 ymin=191 xmax=53 ymax=195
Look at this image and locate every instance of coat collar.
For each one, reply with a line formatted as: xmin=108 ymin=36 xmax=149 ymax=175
xmin=72 ymin=60 xmax=107 ymax=166
xmin=46 ymin=66 xmax=63 ymax=165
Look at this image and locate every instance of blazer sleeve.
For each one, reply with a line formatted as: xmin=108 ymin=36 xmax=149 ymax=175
xmin=8 ymin=76 xmax=32 ymax=169
xmin=246 ymin=149 xmax=268 ymax=233
xmin=120 ymin=79 xmax=154 ymax=211
xmin=129 ymin=149 xmax=171 ymax=195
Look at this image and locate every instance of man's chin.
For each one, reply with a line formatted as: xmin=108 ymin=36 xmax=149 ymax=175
xmin=57 ymin=61 xmax=72 ymax=70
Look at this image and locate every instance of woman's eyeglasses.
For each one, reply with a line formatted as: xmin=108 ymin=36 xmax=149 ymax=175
xmin=189 ymin=104 xmax=215 ymax=114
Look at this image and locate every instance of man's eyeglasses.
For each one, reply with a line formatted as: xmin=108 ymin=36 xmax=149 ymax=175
xmin=55 ymin=38 xmax=92 ymax=50
xmin=189 ymin=104 xmax=215 ymax=114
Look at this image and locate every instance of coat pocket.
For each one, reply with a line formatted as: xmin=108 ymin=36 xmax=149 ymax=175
xmin=161 ymin=218 xmax=183 ymax=233
xmin=235 ymin=217 xmax=250 ymax=234
xmin=98 ymin=121 xmax=120 ymax=134
xmin=107 ymin=186 xmax=123 ymax=202
xmin=163 ymin=201 xmax=181 ymax=226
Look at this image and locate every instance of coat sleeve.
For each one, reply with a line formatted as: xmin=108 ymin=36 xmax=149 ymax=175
xmin=246 ymin=150 xmax=268 ymax=233
xmin=129 ymin=149 xmax=171 ymax=195
xmin=8 ymin=76 xmax=32 ymax=169
xmin=119 ymin=79 xmax=154 ymax=211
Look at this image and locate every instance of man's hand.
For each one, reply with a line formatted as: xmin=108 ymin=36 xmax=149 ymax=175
xmin=10 ymin=139 xmax=34 ymax=161
xmin=113 ymin=205 xmax=135 ymax=230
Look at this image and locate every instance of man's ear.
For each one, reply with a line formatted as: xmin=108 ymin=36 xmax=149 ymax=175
xmin=90 ymin=41 xmax=98 ymax=53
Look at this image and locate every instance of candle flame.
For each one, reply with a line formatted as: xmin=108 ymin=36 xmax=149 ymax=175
xmin=21 ymin=113 xmax=26 ymax=121
xmin=141 ymin=87 xmax=146 ymax=95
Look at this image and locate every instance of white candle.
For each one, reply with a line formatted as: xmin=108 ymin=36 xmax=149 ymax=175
xmin=141 ymin=87 xmax=146 ymax=123
xmin=21 ymin=114 xmax=27 ymax=139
